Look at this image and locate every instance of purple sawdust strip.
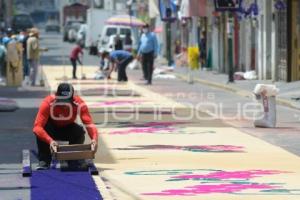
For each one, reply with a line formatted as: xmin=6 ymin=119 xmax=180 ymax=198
xmin=22 ymin=166 xmax=32 ymax=177
xmin=0 ymin=98 xmax=16 ymax=103
xmin=22 ymin=150 xmax=31 ymax=177
xmin=87 ymin=161 xmax=99 ymax=176
xmin=30 ymin=169 xmax=103 ymax=200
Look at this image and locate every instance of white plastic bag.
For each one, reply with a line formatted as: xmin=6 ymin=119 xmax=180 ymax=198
xmin=254 ymin=95 xmax=276 ymax=128
xmin=244 ymin=71 xmax=258 ymax=80
xmin=253 ymin=84 xmax=278 ymax=128
xmin=94 ymin=71 xmax=105 ymax=80
xmin=253 ymin=84 xmax=279 ymax=97
xmin=154 ymin=74 xmax=176 ymax=79
xmin=128 ymin=59 xmax=141 ymax=70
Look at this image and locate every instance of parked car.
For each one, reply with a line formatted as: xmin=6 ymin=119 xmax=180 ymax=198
xmin=68 ymin=29 xmax=78 ymax=43
xmin=76 ymin=24 xmax=87 ymax=46
xmin=98 ymin=25 xmax=139 ymax=53
xmin=45 ymin=21 xmax=60 ymax=32
xmin=63 ymin=21 xmax=83 ymax=41
xmin=11 ymin=14 xmax=34 ymax=33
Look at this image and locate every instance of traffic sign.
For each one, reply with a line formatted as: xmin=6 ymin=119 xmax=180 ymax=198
xmin=214 ymin=0 xmax=241 ymax=12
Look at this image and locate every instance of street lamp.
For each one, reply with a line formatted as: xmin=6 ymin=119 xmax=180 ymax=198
xmin=126 ymin=0 xmax=133 ymax=27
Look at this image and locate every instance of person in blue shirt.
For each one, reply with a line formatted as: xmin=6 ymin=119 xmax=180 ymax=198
xmin=137 ymin=23 xmax=158 ymax=85
xmin=104 ymin=50 xmax=133 ymax=82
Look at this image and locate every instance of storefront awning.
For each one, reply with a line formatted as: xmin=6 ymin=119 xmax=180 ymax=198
xmin=179 ymin=0 xmax=207 ymax=18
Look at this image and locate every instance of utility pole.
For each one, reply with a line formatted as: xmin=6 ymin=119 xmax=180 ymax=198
xmin=227 ymin=12 xmax=234 ymax=83
xmin=164 ymin=1 xmax=173 ymax=66
xmin=166 ymin=19 xmax=172 ymax=66
xmin=4 ymin=0 xmax=13 ymax=27
xmin=0 ymin=0 xmax=3 ymax=28
xmin=127 ymin=0 xmax=133 ymax=26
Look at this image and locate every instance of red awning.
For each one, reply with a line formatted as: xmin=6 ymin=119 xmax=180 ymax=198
xmin=154 ymin=26 xmax=163 ymax=33
xmin=180 ymin=0 xmax=207 ymax=18
xmin=189 ymin=0 xmax=207 ymax=17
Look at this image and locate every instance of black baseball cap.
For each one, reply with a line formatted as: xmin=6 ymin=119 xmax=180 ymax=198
xmin=55 ymin=83 xmax=74 ymax=103
xmin=143 ymin=23 xmax=150 ymax=28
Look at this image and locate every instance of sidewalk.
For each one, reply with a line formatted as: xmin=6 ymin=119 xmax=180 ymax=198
xmin=170 ymin=66 xmax=300 ymax=110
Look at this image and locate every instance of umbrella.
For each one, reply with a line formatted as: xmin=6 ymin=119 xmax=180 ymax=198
xmin=154 ymin=26 xmax=163 ymax=33
xmin=105 ymin=15 xmax=145 ymax=27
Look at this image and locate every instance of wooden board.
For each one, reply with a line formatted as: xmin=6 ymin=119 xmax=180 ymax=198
xmin=22 ymin=149 xmax=31 ymax=177
xmin=54 ymin=151 xmax=95 ymax=161
xmin=53 ymin=144 xmax=95 ymax=161
xmin=58 ymin=144 xmax=92 ymax=152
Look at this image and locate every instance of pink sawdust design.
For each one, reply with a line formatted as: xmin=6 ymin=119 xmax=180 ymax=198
xmin=110 ymin=121 xmax=186 ymax=135
xmin=92 ymin=100 xmax=146 ymax=106
xmin=110 ymin=127 xmax=175 ymax=135
xmin=142 ymin=170 xmax=290 ymax=196
xmin=115 ymin=145 xmax=244 ymax=152
xmin=143 ymin=183 xmax=276 ymax=196
xmin=141 ymin=122 xmax=186 ymax=127
xmin=171 ymin=170 xmax=288 ymax=180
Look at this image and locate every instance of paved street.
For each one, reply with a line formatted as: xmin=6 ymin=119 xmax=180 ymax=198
xmin=1 ymin=31 xmax=300 ymax=199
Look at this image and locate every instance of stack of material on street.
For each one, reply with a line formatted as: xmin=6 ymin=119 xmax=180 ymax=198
xmin=234 ymin=71 xmax=258 ymax=80
xmin=128 ymin=59 xmax=141 ymax=70
xmin=0 ymin=97 xmax=18 ymax=111
xmin=234 ymin=72 xmax=245 ymax=80
xmin=244 ymin=71 xmax=258 ymax=80
xmin=253 ymin=84 xmax=279 ymax=128
xmin=94 ymin=70 xmax=110 ymax=80
xmin=153 ymin=67 xmax=176 ymax=79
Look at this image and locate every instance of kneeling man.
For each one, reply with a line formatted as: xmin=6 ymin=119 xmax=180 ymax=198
xmin=33 ymin=83 xmax=98 ymax=169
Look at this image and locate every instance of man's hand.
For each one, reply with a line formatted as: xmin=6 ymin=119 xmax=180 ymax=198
xmin=50 ymin=141 xmax=58 ymax=153
xmin=136 ymin=55 xmax=142 ymax=62
xmin=91 ymin=139 xmax=98 ymax=153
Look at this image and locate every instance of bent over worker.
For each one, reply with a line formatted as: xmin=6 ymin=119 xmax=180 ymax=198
xmin=33 ymin=83 xmax=98 ymax=169
xmin=104 ymin=50 xmax=133 ymax=82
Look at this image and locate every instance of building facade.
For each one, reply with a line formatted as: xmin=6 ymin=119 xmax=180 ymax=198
xmin=200 ymin=0 xmax=294 ymax=82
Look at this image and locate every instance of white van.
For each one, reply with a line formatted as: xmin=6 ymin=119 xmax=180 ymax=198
xmin=98 ymin=25 xmax=139 ymax=52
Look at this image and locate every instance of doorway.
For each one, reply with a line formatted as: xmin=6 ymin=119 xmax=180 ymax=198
xmin=290 ymin=0 xmax=300 ymax=81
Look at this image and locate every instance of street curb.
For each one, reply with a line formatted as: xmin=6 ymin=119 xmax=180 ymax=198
xmin=176 ymin=73 xmax=300 ymax=111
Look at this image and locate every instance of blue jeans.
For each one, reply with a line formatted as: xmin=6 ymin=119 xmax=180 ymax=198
xmin=23 ymin=56 xmax=29 ymax=77
xmin=29 ymin=59 xmax=39 ymax=86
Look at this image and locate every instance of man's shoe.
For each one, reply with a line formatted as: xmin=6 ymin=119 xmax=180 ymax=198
xmin=68 ymin=160 xmax=88 ymax=171
xmin=36 ymin=161 xmax=50 ymax=170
